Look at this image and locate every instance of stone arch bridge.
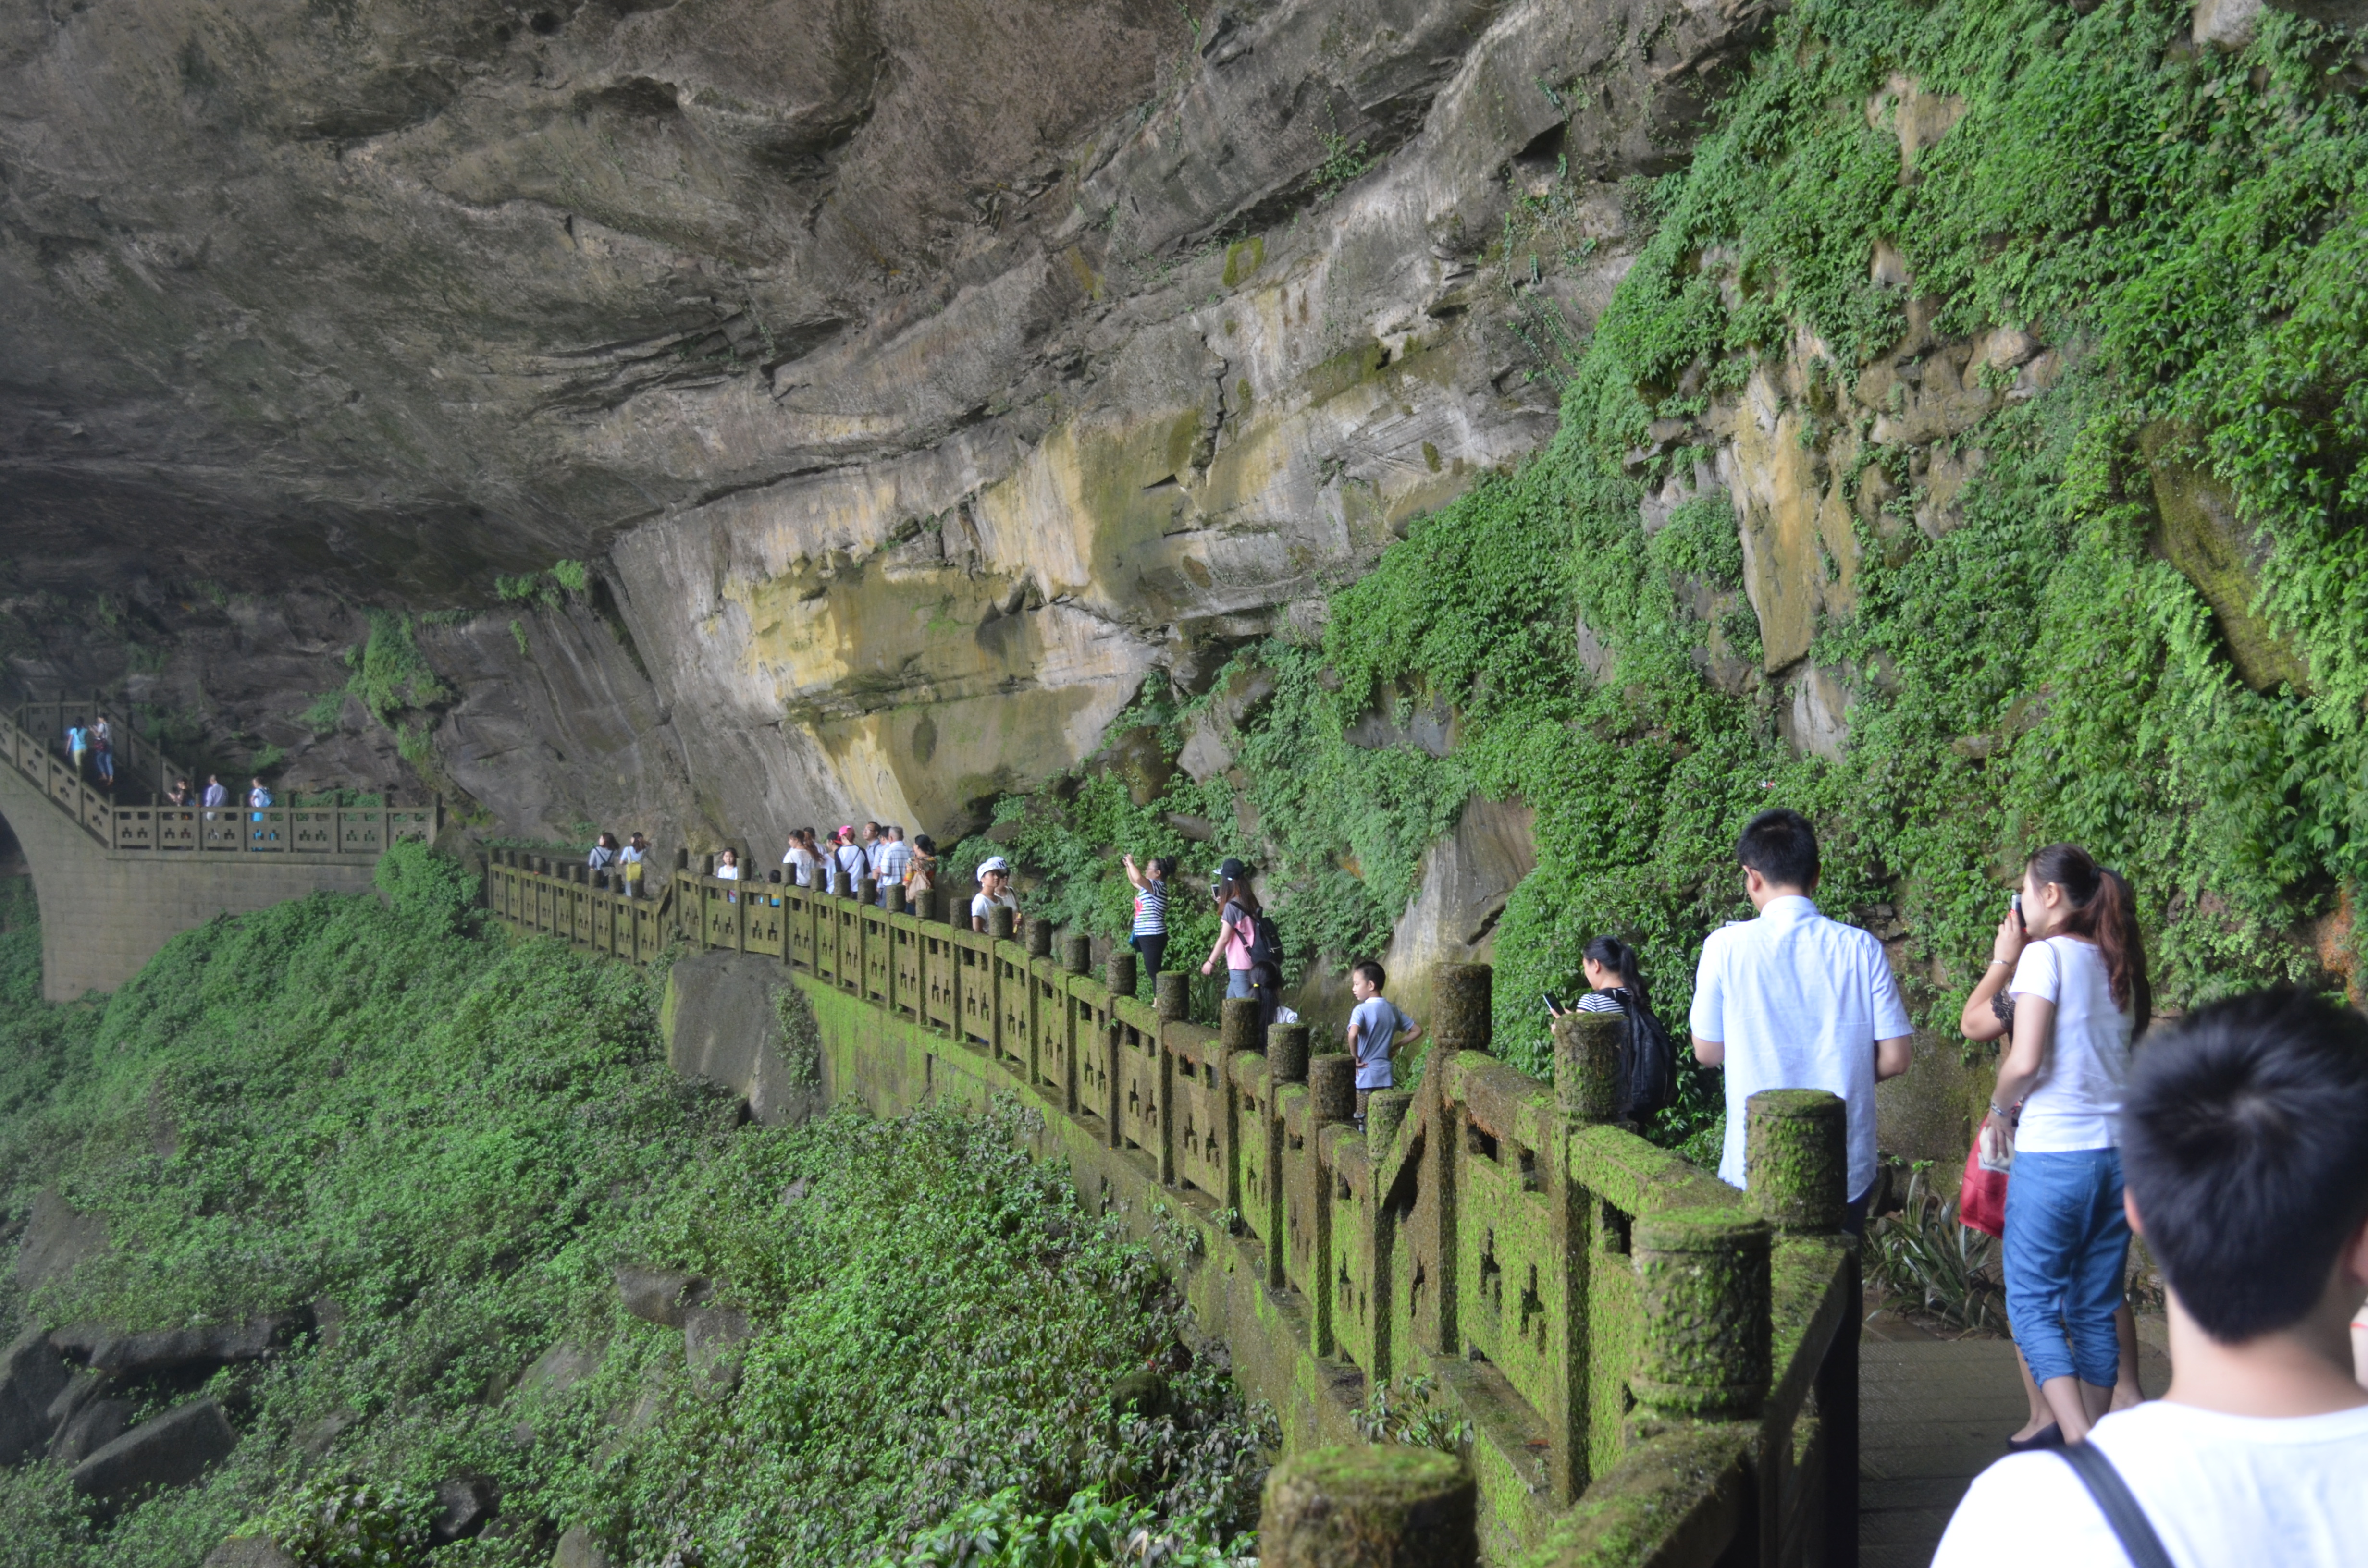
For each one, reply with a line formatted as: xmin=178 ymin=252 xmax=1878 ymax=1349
xmin=0 ymin=696 xmax=436 ymax=1000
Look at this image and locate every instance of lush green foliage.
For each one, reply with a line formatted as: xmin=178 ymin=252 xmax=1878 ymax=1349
xmin=971 ymin=1 xmax=2365 ymax=1106
xmin=0 ymin=868 xmax=1266 ymax=1567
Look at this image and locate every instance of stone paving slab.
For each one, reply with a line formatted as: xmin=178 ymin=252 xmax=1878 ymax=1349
xmin=1858 ymin=1332 xmax=2172 ymax=1568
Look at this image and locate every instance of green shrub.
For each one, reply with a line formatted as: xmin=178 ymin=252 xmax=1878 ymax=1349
xmin=370 ymin=840 xmax=480 ymax=932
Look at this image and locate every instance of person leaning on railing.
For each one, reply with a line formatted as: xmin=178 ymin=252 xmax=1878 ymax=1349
xmin=620 ymin=833 xmax=650 ymax=897
xmin=904 ymin=834 xmax=939 ymax=910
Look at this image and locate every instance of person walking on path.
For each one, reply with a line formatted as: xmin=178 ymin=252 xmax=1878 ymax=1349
xmin=859 ymin=821 xmax=885 ymax=880
xmin=1689 ymin=808 xmax=1913 ymax=1231
xmin=65 ymin=719 xmax=87 ymax=781
xmin=202 ymin=774 xmax=227 ymax=809
xmin=904 ymin=834 xmax=939 ymax=912
xmin=587 ymin=833 xmax=619 ymax=873
xmin=784 ymin=828 xmax=821 ymax=888
xmin=248 ymin=778 xmax=273 ymax=812
xmin=620 ymin=833 xmax=649 ymax=897
xmin=1973 ymin=843 xmax=2148 ymax=1447
xmin=1345 ymin=958 xmax=1420 ymax=1123
xmin=970 ymin=856 xmax=1018 ymax=932
xmin=831 ymin=827 xmax=867 ymax=895
xmin=875 ymin=825 xmax=912 ymax=906
xmin=88 ymin=715 xmax=113 ymax=788
xmin=1123 ymin=853 xmax=1172 ymax=986
xmin=1962 ymin=926 xmax=2147 ymax=1448
xmin=1199 ymin=859 xmax=1270 ymax=1010
xmin=1934 ymin=988 xmax=2368 ymax=1567
xmin=1561 ymin=934 xmax=1677 ymax=1122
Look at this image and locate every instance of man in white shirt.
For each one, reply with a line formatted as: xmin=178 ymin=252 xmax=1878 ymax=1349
xmin=875 ymin=826 xmax=912 ymax=906
xmin=1934 ymin=989 xmax=2368 ymax=1568
xmin=1689 ymin=808 xmax=1913 ymax=1224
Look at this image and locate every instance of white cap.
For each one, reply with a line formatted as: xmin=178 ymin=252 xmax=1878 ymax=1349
xmin=977 ymin=855 xmax=1011 ymax=875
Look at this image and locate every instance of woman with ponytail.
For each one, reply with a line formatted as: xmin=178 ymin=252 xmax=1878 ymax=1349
xmin=1572 ymin=935 xmax=1676 ymax=1120
xmin=1980 ymin=843 xmax=2149 ymax=1446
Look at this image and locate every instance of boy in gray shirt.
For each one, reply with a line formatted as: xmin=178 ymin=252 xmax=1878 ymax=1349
xmin=1346 ymin=959 xmax=1421 ymax=1121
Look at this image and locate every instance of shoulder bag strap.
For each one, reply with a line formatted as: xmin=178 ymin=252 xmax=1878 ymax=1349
xmin=2055 ymin=1445 xmax=2177 ymax=1568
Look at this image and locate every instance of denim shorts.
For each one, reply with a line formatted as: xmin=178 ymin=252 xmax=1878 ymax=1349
xmin=2003 ymin=1146 xmax=2129 ymax=1387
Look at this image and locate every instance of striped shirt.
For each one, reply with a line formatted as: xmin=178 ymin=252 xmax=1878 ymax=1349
xmin=1575 ymin=990 xmax=1624 ymax=1014
xmin=876 ymin=840 xmax=912 ymax=886
xmin=1132 ymin=878 xmax=1168 ymax=936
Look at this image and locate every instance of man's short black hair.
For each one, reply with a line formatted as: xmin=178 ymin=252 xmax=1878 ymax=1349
xmin=1736 ymin=808 xmax=1819 ymax=891
xmin=2121 ymin=988 xmax=2368 ymax=1344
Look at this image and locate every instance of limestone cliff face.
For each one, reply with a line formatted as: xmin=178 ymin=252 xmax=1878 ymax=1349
xmin=2 ymin=0 xmax=1779 ymax=845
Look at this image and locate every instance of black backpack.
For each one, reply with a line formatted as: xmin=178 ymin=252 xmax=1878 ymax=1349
xmin=1237 ymin=909 xmax=1284 ymax=976
xmin=1610 ymin=989 xmax=1676 ymax=1121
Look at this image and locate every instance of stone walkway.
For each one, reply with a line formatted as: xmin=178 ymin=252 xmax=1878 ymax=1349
xmin=1858 ymin=1315 xmax=2172 ymax=1568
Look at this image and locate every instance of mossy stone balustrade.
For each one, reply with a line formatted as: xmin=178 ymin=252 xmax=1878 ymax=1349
xmin=1261 ymin=1445 xmax=1479 ymax=1568
xmin=486 ymin=853 xmax=1861 ymax=1567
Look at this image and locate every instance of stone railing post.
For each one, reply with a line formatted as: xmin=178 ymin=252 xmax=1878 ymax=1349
xmin=1748 ymin=1087 xmax=1855 ymax=1566
xmin=1214 ymin=992 xmax=1254 ymax=1214
xmin=1105 ymin=950 xmax=1136 ymax=1001
xmin=1554 ymin=1010 xmax=1625 ymax=1124
xmin=1307 ymin=1051 xmax=1356 ymax=1355
xmin=1365 ymin=1089 xmax=1411 ymax=1157
xmin=1432 ymin=962 xmax=1492 ymax=1056
xmin=1259 ymin=1446 xmax=1477 ymax=1568
xmin=1062 ymin=932 xmax=1091 ymax=975
xmin=883 ymin=883 xmax=904 ymax=916
xmin=1308 ymin=1053 xmax=1355 ymax=1125
xmin=1745 ymin=1089 xmax=1847 ymax=1234
xmin=1026 ymin=916 xmax=1053 ymax=960
xmin=855 ymin=874 xmax=876 ymax=908
xmin=987 ymin=905 xmax=1014 ymax=942
xmin=1156 ymin=970 xmax=1190 ymax=1022
xmin=1267 ymin=1020 xmax=1309 ymax=1086
xmin=1630 ymin=1211 xmax=1772 ymax=1426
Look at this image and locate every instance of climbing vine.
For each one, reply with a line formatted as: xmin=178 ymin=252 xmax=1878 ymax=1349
xmin=980 ymin=0 xmax=2368 ymax=1087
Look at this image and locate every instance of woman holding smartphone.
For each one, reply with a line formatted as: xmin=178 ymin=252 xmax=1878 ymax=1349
xmin=1961 ymin=887 xmax=2149 ymax=1448
xmin=1966 ymin=844 xmax=2148 ymax=1447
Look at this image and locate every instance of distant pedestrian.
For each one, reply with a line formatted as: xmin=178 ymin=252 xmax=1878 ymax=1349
xmin=831 ymin=827 xmax=866 ymax=894
xmin=201 ymin=774 xmax=227 ymax=809
xmin=248 ymin=778 xmax=273 ymax=811
xmin=860 ymin=821 xmax=885 ymax=879
xmin=620 ymin=833 xmax=649 ymax=897
xmin=971 ymin=856 xmax=1018 ymax=932
xmin=1198 ymin=859 xmax=1268 ymax=1007
xmin=876 ymin=825 xmax=912 ymax=906
xmin=715 ymin=847 xmax=741 ymax=903
xmin=1345 ymin=958 xmax=1421 ymax=1122
xmin=165 ymin=778 xmax=193 ymax=807
xmin=1556 ymin=934 xmax=1677 ymax=1122
xmin=588 ymin=832 xmax=619 ymax=873
xmin=905 ymin=834 xmax=939 ymax=910
xmin=1123 ymin=852 xmax=1172 ymax=984
xmin=89 ymin=716 xmax=113 ymax=787
xmin=784 ymin=828 xmax=821 ymax=889
xmin=66 ymin=718 xmax=87 ymax=779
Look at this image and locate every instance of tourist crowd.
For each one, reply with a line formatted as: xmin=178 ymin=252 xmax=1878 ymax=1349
xmin=554 ymin=798 xmax=2367 ymax=1560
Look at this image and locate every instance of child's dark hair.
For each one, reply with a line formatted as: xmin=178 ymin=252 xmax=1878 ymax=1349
xmin=2121 ymin=988 xmax=2368 ymax=1344
xmin=2026 ymin=842 xmax=2150 ymax=1032
xmin=1352 ymin=958 xmax=1386 ymax=989
xmin=1583 ymin=934 xmax=1649 ymax=1011
xmin=1736 ymin=808 xmax=1819 ymax=891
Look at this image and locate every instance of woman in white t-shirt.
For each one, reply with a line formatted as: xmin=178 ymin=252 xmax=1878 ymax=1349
xmin=1981 ymin=842 xmax=2149 ymax=1447
xmin=784 ymin=829 xmax=821 ymax=889
xmin=715 ymin=847 xmax=741 ymax=904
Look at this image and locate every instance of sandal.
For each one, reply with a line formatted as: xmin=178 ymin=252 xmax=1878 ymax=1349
xmin=2006 ymin=1423 xmax=2064 ymax=1452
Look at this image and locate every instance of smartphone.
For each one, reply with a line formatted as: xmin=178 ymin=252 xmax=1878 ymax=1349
xmin=1541 ymin=992 xmax=1562 ymax=1017
xmin=2010 ymin=893 xmax=2024 ymax=928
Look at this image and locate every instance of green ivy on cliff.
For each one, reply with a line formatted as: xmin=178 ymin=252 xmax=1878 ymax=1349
xmin=982 ymin=0 xmax=2367 ymax=1089
xmin=0 ymin=856 xmax=1264 ymax=1568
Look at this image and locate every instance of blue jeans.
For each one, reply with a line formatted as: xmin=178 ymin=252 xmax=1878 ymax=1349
xmin=1225 ymin=968 xmax=1256 ymax=1000
xmin=2004 ymin=1148 xmax=2129 ymax=1387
